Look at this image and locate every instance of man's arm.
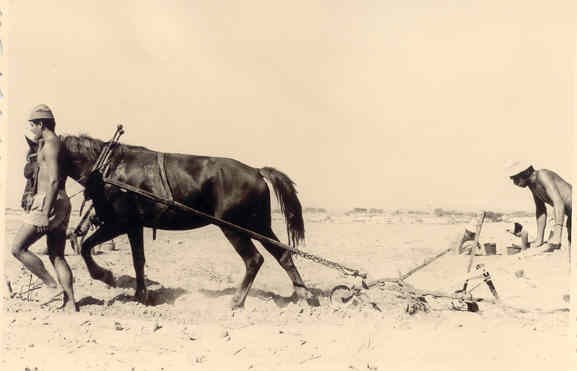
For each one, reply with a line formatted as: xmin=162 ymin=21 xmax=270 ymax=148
xmin=532 ymin=191 xmax=547 ymax=245
xmin=539 ymin=172 xmax=565 ymax=244
xmin=40 ymin=139 xmax=61 ymax=222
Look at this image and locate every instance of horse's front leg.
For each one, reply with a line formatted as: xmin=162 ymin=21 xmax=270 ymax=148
xmin=81 ymin=224 xmax=125 ymax=287
xmin=127 ymin=226 xmax=148 ymax=304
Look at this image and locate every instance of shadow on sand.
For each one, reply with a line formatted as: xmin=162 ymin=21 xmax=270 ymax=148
xmin=114 ymin=275 xmax=161 ymax=289
xmin=199 ymin=286 xmax=330 ymax=308
xmin=77 ymin=296 xmax=106 ymax=307
xmin=79 ymin=274 xmax=188 ymax=307
xmin=105 ymin=286 xmax=189 ymax=306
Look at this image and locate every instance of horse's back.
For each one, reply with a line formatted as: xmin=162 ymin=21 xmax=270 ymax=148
xmin=143 ymin=152 xmax=269 ymax=229
xmin=165 ymin=153 xmax=263 ymax=191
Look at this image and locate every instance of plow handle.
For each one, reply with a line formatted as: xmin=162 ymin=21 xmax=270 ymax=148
xmin=74 ymin=125 xmax=124 ymax=236
xmin=92 ymin=124 xmax=124 ymax=173
xmin=462 ymin=211 xmax=486 ymax=292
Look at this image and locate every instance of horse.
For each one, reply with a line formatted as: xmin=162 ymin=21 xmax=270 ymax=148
xmin=59 ymin=134 xmax=318 ymax=308
xmin=21 ymin=137 xmax=39 ymax=210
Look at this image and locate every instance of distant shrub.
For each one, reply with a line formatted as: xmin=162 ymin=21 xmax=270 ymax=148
xmin=304 ymin=207 xmax=327 ymax=213
xmin=434 ymin=208 xmax=454 ymax=217
xmin=407 ymin=210 xmax=428 ymax=215
xmin=507 ymin=210 xmax=533 ymax=218
xmin=433 ymin=208 xmax=477 ymax=218
xmin=345 ymin=207 xmax=386 ymax=216
xmin=484 ymin=211 xmax=504 ymax=222
xmin=345 ymin=208 xmax=367 ymax=216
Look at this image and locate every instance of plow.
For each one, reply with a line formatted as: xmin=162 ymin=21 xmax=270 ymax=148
xmin=329 ymin=211 xmax=500 ymax=313
xmin=70 ymin=126 xmax=501 ymax=314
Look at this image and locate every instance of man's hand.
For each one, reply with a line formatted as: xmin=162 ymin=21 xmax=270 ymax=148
xmin=35 ymin=214 xmax=49 ymax=233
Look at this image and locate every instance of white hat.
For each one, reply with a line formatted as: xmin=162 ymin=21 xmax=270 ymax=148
xmin=464 ymin=219 xmax=478 ymax=234
xmin=505 ymin=160 xmax=532 ymax=177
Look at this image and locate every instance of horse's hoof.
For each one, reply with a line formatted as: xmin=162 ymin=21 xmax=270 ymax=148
xmin=231 ymin=300 xmax=245 ymax=310
xmin=306 ymin=294 xmax=321 ymax=307
xmin=293 ymin=287 xmax=320 ymax=307
xmin=135 ymin=291 xmax=149 ymax=305
xmin=300 ymin=290 xmax=320 ymax=307
xmin=103 ymin=271 xmax=116 ymax=287
xmin=230 ymin=295 xmax=245 ymax=310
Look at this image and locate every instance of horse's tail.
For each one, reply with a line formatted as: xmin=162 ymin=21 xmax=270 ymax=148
xmin=259 ymin=167 xmax=305 ymax=247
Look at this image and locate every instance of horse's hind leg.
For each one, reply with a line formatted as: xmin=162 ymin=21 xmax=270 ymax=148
xmin=126 ymin=226 xmax=148 ymax=304
xmin=260 ymin=229 xmax=320 ymax=306
xmin=81 ymin=224 xmax=125 ymax=287
xmin=221 ymin=228 xmax=264 ymax=309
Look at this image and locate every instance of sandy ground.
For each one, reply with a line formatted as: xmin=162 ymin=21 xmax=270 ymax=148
xmin=1 ymin=211 xmax=573 ymax=370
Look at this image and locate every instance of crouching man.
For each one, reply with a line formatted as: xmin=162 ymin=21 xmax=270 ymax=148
xmin=506 ymin=161 xmax=572 ymax=253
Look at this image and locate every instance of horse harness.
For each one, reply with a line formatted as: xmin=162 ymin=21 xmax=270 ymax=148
xmin=77 ymin=149 xmax=174 ymax=240
xmin=152 ymin=152 xmax=174 ymax=240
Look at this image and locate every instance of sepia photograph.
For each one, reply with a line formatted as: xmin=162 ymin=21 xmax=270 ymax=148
xmin=1 ymin=1 xmax=575 ymax=370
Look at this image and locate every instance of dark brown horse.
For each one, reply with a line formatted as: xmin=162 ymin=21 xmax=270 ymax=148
xmin=60 ymin=134 xmax=317 ymax=308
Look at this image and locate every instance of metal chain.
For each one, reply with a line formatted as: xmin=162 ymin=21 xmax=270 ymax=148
xmin=280 ymin=244 xmax=367 ymax=278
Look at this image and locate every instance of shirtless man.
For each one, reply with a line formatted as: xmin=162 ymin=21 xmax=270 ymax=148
xmin=507 ymin=161 xmax=572 ymax=253
xmin=11 ymin=104 xmax=78 ymax=311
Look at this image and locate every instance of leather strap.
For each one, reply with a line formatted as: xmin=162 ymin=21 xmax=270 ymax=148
xmin=152 ymin=152 xmax=174 ymax=240
xmin=157 ymin=152 xmax=174 ymax=201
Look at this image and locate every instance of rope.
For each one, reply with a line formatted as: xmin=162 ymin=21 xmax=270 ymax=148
xmin=67 ymin=189 xmax=84 ymax=200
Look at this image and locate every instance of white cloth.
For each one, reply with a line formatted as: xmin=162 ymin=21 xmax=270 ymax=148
xmin=464 ymin=218 xmax=479 ymax=234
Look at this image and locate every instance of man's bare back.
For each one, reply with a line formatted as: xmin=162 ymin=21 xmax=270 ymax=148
xmin=529 ymin=169 xmax=572 ymax=213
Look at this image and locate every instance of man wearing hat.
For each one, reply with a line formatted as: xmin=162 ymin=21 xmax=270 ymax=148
xmin=506 ymin=160 xmax=572 ymax=253
xmin=11 ymin=104 xmax=78 ymax=311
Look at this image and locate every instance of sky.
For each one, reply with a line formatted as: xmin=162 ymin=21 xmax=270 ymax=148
xmin=1 ymin=1 xmax=575 ymax=212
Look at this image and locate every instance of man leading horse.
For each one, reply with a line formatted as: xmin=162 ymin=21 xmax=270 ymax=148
xmin=11 ymin=105 xmax=78 ymax=312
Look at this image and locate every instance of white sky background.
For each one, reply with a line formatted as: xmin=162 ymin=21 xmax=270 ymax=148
xmin=2 ymin=1 xmax=575 ymax=212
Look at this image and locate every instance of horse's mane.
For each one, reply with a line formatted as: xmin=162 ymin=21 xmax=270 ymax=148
xmin=61 ymin=134 xmax=150 ymax=162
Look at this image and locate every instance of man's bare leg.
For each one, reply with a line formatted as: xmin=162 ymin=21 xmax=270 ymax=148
xmin=11 ymin=223 xmax=57 ymax=288
xmin=47 ymin=229 xmax=78 ymax=312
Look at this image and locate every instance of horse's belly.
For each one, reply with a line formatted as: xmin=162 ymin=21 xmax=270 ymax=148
xmin=143 ymin=214 xmax=212 ymax=231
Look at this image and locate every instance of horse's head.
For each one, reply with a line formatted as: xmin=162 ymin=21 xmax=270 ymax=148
xmin=25 ymin=136 xmax=38 ymax=157
xmin=60 ymin=134 xmax=106 ymax=184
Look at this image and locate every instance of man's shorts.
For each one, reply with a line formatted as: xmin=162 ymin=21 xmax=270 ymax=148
xmin=23 ymin=191 xmax=71 ymax=232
